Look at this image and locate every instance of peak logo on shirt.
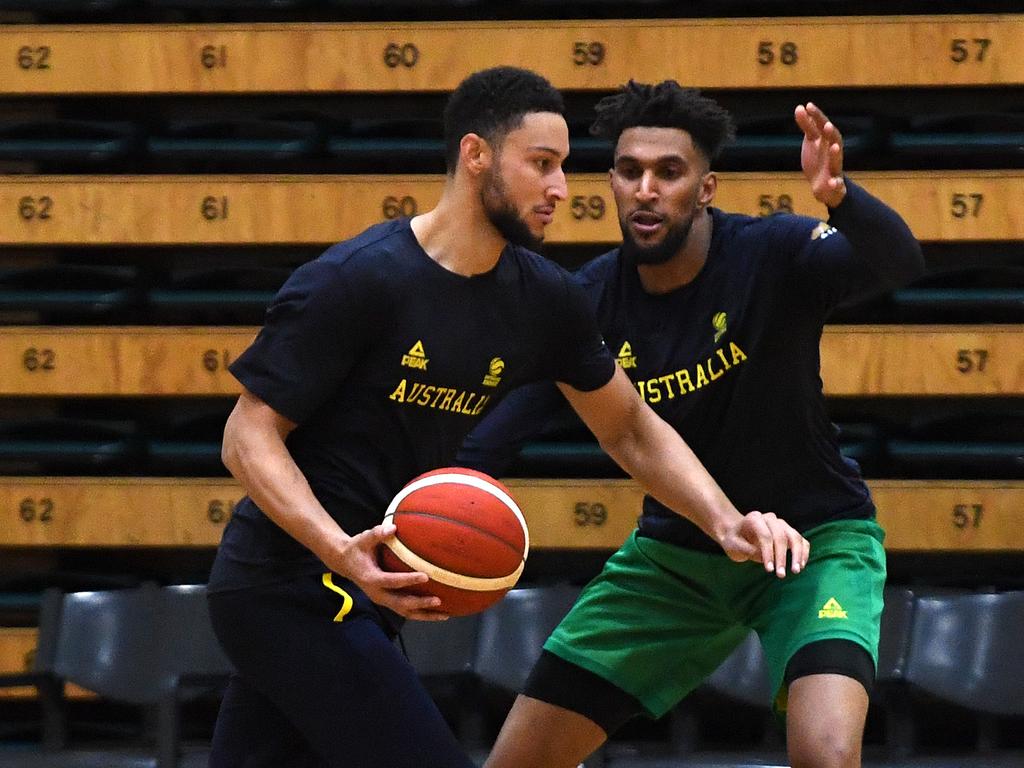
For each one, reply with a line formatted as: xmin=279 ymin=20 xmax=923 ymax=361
xmin=401 ymin=340 xmax=429 ymax=370
xmin=483 ymin=357 xmax=505 ymax=387
xmin=617 ymin=341 xmax=637 ymax=369
xmin=712 ymin=312 xmax=727 ymax=343
xmin=811 ymin=222 xmax=838 ymax=241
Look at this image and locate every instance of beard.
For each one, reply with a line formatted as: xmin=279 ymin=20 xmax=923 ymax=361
xmin=619 ymin=212 xmax=694 ymax=265
xmin=481 ymin=166 xmax=543 ymax=251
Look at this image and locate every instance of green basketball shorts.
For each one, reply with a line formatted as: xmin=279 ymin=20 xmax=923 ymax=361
xmin=543 ymin=518 xmax=886 ymax=719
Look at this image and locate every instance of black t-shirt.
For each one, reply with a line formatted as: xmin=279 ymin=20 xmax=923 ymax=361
xmin=209 ymin=218 xmax=615 ymax=591
xmin=460 ymin=180 xmax=924 ymax=551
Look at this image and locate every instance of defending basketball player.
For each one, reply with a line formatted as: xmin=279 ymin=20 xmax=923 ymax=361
xmin=205 ymin=68 xmax=807 ymax=768
xmin=460 ymin=82 xmax=925 ymax=768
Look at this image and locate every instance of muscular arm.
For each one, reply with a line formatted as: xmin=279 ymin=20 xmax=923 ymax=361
xmin=221 ymin=389 xmax=446 ymax=619
xmin=559 ymin=367 xmax=808 ymax=576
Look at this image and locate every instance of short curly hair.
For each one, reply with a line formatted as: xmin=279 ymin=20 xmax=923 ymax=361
xmin=443 ymin=66 xmax=565 ymax=173
xmin=590 ymin=80 xmax=735 ymax=164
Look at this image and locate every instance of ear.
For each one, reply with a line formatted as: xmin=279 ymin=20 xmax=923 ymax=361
xmin=697 ymin=171 xmax=717 ymax=208
xmin=458 ymin=133 xmax=492 ymax=177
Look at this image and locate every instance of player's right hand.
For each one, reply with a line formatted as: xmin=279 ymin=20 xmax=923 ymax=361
xmin=328 ymin=523 xmax=450 ymax=621
xmin=718 ymin=510 xmax=810 ymax=579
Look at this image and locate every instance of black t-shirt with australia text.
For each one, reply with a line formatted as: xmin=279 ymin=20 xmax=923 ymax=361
xmin=209 ymin=218 xmax=615 ymax=592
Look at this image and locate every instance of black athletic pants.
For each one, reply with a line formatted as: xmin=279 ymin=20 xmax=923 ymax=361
xmin=207 ymin=572 xmax=476 ymax=768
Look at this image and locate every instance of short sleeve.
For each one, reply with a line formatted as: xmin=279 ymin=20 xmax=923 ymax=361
xmin=545 ymin=271 xmax=617 ymax=392
xmin=230 ymin=253 xmax=380 ymax=424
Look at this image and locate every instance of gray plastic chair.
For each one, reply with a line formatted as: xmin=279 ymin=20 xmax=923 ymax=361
xmin=155 ymin=585 xmax=233 ymax=768
xmin=473 ymin=584 xmax=581 ymax=695
xmin=0 ymin=589 xmax=66 ymax=749
xmin=906 ymin=591 xmax=1024 ymax=717
xmin=402 ymin=614 xmax=484 ymax=747
xmin=0 ymin=585 xmax=165 ymax=768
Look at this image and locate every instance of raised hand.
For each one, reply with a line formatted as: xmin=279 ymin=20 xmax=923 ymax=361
xmin=795 ymin=102 xmax=846 ymax=208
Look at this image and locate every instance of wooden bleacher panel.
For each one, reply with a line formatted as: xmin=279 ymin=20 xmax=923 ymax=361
xmin=2 ymin=477 xmax=1022 ymax=551
xmin=1 ymin=325 xmax=1019 ymax=396
xmin=0 ymin=327 xmax=254 ymax=396
xmin=2 ymin=171 xmax=1022 ymax=245
xmin=0 ymin=16 xmax=1022 ymax=94
xmin=0 ymin=627 xmax=89 ymax=700
xmin=820 ymin=325 xmax=1024 ymax=396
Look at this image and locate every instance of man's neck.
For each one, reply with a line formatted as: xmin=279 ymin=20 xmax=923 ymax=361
xmin=410 ymin=183 xmax=507 ymax=277
xmin=636 ymin=208 xmax=713 ymax=295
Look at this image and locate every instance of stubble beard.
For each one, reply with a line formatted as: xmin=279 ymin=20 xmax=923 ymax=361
xmin=619 ymin=212 xmax=695 ymax=266
xmin=481 ymin=165 xmax=543 ymax=252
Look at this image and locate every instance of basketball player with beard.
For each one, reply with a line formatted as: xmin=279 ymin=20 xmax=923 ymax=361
xmin=206 ymin=69 xmax=808 ymax=768
xmin=461 ymin=81 xmax=924 ymax=768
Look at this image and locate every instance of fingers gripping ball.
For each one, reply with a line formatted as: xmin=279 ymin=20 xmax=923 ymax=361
xmin=380 ymin=468 xmax=529 ymax=616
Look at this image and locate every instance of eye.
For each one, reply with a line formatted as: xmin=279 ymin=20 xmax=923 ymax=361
xmin=660 ymin=166 xmax=683 ymax=180
xmin=616 ymin=164 xmax=641 ymax=180
xmin=536 ymin=157 xmax=552 ymax=172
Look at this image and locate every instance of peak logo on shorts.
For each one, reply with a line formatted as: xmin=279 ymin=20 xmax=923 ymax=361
xmin=401 ymin=340 xmax=429 ymax=370
xmin=617 ymin=341 xmax=637 ymax=369
xmin=483 ymin=357 xmax=505 ymax=387
xmin=818 ymin=597 xmax=848 ymax=619
xmin=712 ymin=312 xmax=727 ymax=343
xmin=811 ymin=222 xmax=838 ymax=241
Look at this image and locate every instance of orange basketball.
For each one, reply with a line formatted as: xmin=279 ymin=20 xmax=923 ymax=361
xmin=379 ymin=467 xmax=529 ymax=616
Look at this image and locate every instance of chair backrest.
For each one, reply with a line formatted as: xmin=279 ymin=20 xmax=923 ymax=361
xmin=402 ymin=614 xmax=481 ymax=678
xmin=52 ymin=584 xmax=166 ymax=704
xmin=704 ymin=630 xmax=773 ymax=708
xmin=474 ymin=584 xmax=580 ymax=693
xmin=905 ymin=591 xmax=1024 ymax=716
xmin=877 ymin=585 xmax=916 ymax=684
xmin=158 ymin=584 xmax=234 ymax=690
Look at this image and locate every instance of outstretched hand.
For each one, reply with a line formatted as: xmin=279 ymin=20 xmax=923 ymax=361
xmin=795 ymin=102 xmax=846 ymax=208
xmin=328 ymin=523 xmax=450 ymax=621
xmin=718 ymin=510 xmax=810 ymax=578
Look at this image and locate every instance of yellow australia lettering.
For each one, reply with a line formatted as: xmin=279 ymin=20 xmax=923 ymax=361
xmin=658 ymin=374 xmax=677 ymax=400
xmin=418 ymin=385 xmax=435 ymax=406
xmin=646 ymin=378 xmax=662 ymax=403
xmin=674 ymin=369 xmax=695 ymax=394
xmin=387 ymin=377 xmax=492 ymax=418
xmin=634 ymin=341 xmax=749 ymax=404
xmin=448 ymin=391 xmax=464 ymax=412
xmin=389 ymin=379 xmax=408 ymax=402
xmin=716 ymin=348 xmax=732 ymax=371
xmin=707 ymin=353 xmax=724 ymax=381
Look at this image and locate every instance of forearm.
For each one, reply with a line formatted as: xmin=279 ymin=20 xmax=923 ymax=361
xmin=829 ymin=178 xmax=925 ymax=286
xmin=223 ymin=424 xmax=349 ymax=566
xmin=600 ymin=402 xmax=743 ymax=545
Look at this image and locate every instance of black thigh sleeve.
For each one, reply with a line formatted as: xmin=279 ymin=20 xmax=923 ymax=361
xmin=784 ymin=638 xmax=875 ymax=694
xmin=523 ymin=650 xmax=646 ymax=736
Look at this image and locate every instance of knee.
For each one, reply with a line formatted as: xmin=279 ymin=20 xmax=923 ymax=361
xmin=789 ymin=735 xmax=861 ymax=768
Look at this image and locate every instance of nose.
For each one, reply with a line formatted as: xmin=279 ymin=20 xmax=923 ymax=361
xmin=548 ymin=168 xmax=568 ymax=202
xmin=636 ymin=170 xmax=657 ymax=201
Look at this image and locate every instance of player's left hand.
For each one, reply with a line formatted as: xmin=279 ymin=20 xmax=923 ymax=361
xmin=796 ymin=102 xmax=846 ymax=208
xmin=725 ymin=510 xmax=811 ymax=579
